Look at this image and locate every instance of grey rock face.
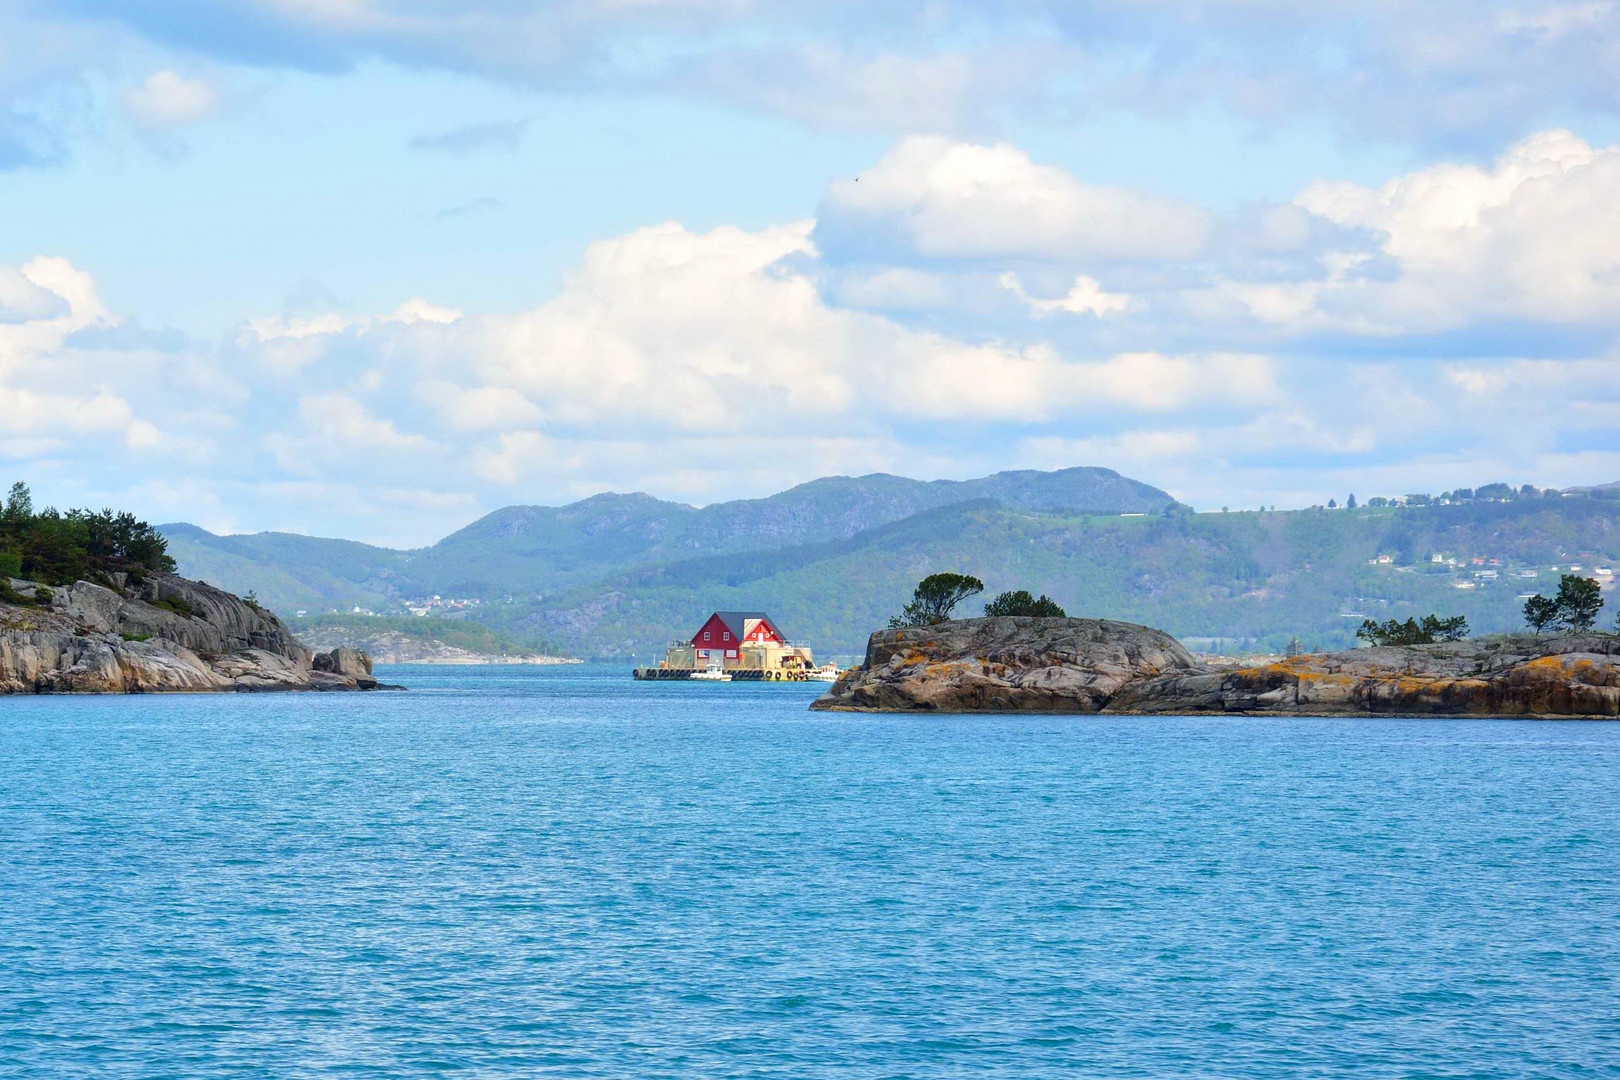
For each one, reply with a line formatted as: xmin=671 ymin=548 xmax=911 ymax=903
xmin=312 ymin=647 xmax=376 ymax=689
xmin=1 ymin=573 xmax=389 ymax=694
xmin=812 ymin=620 xmax=1620 ymax=718
xmin=811 ymin=617 xmax=1200 ymax=712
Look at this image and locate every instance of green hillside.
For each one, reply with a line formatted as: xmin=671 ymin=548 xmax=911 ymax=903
xmin=159 ymin=471 xmax=1620 ymax=660
xmin=159 ymin=466 xmax=1174 ymax=611
xmin=482 ymin=496 xmax=1620 ymax=660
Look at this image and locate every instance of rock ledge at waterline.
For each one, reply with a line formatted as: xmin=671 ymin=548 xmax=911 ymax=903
xmin=810 ymin=617 xmax=1620 ymax=718
xmin=1 ymin=572 xmax=395 ymax=693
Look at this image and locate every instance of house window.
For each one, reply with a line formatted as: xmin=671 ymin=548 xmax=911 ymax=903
xmin=704 ymin=631 xmax=710 ymax=641
xmin=723 ymin=632 xmax=730 ymax=641
xmin=726 ymin=650 xmax=737 ymax=658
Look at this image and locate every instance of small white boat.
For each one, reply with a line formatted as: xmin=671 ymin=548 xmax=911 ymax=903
xmin=691 ymin=664 xmax=732 ymax=682
xmin=808 ymin=664 xmax=841 ymax=682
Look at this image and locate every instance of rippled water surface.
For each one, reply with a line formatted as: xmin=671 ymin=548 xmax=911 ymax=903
xmin=3 ymin=665 xmax=1619 ymax=1078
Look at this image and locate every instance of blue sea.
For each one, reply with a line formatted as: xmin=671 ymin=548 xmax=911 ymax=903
xmin=2 ymin=665 xmax=1618 ymax=1078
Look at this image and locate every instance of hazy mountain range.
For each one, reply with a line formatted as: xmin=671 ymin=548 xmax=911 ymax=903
xmin=160 ymin=467 xmax=1620 ymax=660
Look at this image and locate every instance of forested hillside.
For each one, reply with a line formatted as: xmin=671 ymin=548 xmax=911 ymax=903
xmin=160 ymin=467 xmax=1173 ymax=610
xmin=160 ymin=471 xmax=1620 ymax=660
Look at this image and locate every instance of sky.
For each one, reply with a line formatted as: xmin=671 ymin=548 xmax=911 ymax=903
xmin=4 ymin=1 xmax=1620 ymax=547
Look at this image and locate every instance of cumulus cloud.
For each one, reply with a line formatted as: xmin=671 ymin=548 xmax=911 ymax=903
xmin=1296 ymin=130 xmax=1620 ymax=327
xmin=9 ymin=121 xmax=1620 ymax=542
xmin=819 ymin=136 xmax=1212 ymax=263
xmin=0 ymin=257 xmax=176 ymax=458
xmin=122 ymin=70 xmax=221 ymax=132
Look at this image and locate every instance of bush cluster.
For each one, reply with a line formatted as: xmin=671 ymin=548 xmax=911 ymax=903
xmin=1356 ymin=614 xmax=1470 ymax=646
xmin=983 ymin=590 xmax=1068 ymax=618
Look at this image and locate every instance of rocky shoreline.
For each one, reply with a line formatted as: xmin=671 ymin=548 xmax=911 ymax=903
xmin=1 ymin=572 xmax=396 ymax=694
xmin=811 ymin=617 xmax=1620 ymax=718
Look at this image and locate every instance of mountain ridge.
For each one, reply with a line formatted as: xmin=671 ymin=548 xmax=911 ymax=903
xmin=159 ymin=466 xmax=1175 ymax=611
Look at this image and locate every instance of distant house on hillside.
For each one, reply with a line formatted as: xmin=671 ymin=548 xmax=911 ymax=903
xmin=659 ymin=611 xmax=814 ymax=674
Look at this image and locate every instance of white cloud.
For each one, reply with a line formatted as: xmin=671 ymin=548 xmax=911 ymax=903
xmin=419 ymin=381 xmax=543 ymax=431
xmin=1000 ymin=272 xmax=1135 ymax=317
xmin=1297 ymin=130 xmax=1620 ymax=326
xmin=122 ymin=71 xmax=222 ymax=132
xmin=820 ymin=136 xmax=1213 ymax=262
xmin=6 ymin=120 xmax=1620 ymax=544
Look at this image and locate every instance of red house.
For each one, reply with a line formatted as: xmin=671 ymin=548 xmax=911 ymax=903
xmin=690 ymin=611 xmax=787 ymax=663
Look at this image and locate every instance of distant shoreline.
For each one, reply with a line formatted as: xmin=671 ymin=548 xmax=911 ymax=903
xmin=381 ymin=656 xmax=582 ymax=666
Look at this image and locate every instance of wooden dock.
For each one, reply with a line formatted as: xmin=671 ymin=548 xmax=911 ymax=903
xmin=633 ymin=668 xmax=810 ymax=681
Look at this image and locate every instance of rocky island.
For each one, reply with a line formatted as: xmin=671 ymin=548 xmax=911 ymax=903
xmin=1 ymin=571 xmax=391 ymax=693
xmin=811 ymin=617 xmax=1620 ymax=718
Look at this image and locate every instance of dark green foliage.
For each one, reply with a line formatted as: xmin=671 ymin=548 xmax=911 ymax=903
xmin=0 ymin=483 xmax=175 ymax=587
xmin=1356 ymin=614 xmax=1470 ymax=646
xmin=984 ymin=590 xmax=1067 ymax=617
xmin=1523 ymin=594 xmax=1560 ymax=633
xmin=4 ymin=482 xmax=32 ymax=520
xmin=119 ymin=632 xmax=152 ymax=642
xmin=890 ymin=572 xmax=985 ymax=628
xmin=1555 ymin=574 xmax=1604 ymax=631
xmin=0 ymin=582 xmax=51 ymax=608
xmin=1523 ymin=574 xmax=1606 ymax=632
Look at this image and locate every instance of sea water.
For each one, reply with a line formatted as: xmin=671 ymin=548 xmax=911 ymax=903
xmin=2 ymin=665 xmax=1618 ymax=1078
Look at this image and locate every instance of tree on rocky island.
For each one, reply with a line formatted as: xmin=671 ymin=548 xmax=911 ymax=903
xmin=1356 ymin=614 xmax=1470 ymax=646
xmin=889 ymin=572 xmax=985 ymax=628
xmin=1523 ymin=594 xmax=1561 ymax=634
xmin=1555 ymin=574 xmax=1604 ymax=631
xmin=1523 ymin=574 xmax=1606 ymax=633
xmin=983 ymin=590 xmax=1067 ymax=618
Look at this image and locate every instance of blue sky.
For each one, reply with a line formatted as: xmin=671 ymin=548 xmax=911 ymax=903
xmin=4 ymin=1 xmax=1620 ymax=545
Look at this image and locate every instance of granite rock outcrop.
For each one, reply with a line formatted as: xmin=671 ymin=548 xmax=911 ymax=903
xmin=811 ymin=617 xmax=1201 ymax=712
xmin=1 ymin=571 xmax=393 ymax=694
xmin=812 ymin=618 xmax=1620 ymax=718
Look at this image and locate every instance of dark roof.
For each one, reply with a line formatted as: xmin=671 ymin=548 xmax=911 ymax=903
xmin=710 ymin=611 xmax=786 ymax=641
